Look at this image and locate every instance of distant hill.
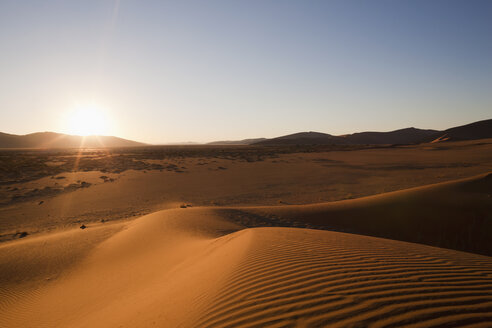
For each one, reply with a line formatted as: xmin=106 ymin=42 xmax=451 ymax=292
xmin=254 ymin=128 xmax=438 ymax=146
xmin=0 ymin=132 xmax=146 ymax=148
xmin=254 ymin=132 xmax=348 ymax=145
xmin=426 ymin=119 xmax=492 ymax=143
xmin=341 ymin=127 xmax=439 ymax=145
xmin=252 ymin=119 xmax=491 ymax=146
xmin=207 ymin=138 xmax=267 ymax=145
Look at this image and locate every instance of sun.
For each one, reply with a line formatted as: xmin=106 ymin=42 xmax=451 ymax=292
xmin=66 ymin=105 xmax=111 ymax=136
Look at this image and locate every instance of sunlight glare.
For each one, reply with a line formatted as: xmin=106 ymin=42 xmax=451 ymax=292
xmin=66 ymin=105 xmax=111 ymax=136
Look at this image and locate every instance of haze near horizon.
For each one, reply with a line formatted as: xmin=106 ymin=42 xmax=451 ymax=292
xmin=0 ymin=0 xmax=491 ymax=143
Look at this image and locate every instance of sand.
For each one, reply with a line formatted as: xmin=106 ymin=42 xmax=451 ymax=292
xmin=243 ymin=172 xmax=492 ymax=256
xmin=1 ymin=141 xmax=491 ymax=327
xmin=1 ymin=139 xmax=492 ymax=241
xmin=196 ymin=228 xmax=492 ymax=328
xmin=1 ymin=173 xmax=491 ymax=327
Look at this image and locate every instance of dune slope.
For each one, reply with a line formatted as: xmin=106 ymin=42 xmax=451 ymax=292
xmin=196 ymin=228 xmax=492 ymax=328
xmin=1 ymin=204 xmax=492 ymax=327
xmin=242 ymin=172 xmax=492 ymax=256
xmin=428 ymin=118 xmax=492 ymax=143
xmin=0 ymin=208 xmax=245 ymax=327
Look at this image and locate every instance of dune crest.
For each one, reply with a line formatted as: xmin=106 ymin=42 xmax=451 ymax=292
xmin=0 ymin=209 xmax=248 ymax=327
xmin=244 ymin=172 xmax=492 ymax=256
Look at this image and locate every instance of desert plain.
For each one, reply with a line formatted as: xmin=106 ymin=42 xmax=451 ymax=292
xmin=1 ymin=139 xmax=491 ymax=327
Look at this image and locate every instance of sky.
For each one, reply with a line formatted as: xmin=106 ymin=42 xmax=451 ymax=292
xmin=0 ymin=0 xmax=491 ymax=144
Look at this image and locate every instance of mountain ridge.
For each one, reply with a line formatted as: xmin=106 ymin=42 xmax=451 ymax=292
xmin=426 ymin=119 xmax=492 ymax=143
xmin=207 ymin=138 xmax=267 ymax=145
xmin=2 ymin=118 xmax=490 ymax=148
xmin=253 ymin=119 xmax=491 ymax=146
xmin=0 ymin=131 xmax=146 ymax=148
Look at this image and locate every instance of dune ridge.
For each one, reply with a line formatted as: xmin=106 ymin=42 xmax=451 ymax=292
xmin=0 ymin=208 xmax=250 ymax=327
xmin=241 ymin=172 xmax=492 ymax=256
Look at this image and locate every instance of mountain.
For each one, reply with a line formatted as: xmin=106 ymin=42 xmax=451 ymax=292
xmin=426 ymin=119 xmax=492 ymax=143
xmin=254 ymin=128 xmax=438 ymax=146
xmin=0 ymin=132 xmax=146 ymax=148
xmin=341 ymin=127 xmax=439 ymax=145
xmin=207 ymin=138 xmax=267 ymax=145
xmin=254 ymin=132 xmax=348 ymax=145
xmin=253 ymin=119 xmax=491 ymax=146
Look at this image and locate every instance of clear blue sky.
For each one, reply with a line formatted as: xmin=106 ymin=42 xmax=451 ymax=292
xmin=0 ymin=0 xmax=491 ymax=143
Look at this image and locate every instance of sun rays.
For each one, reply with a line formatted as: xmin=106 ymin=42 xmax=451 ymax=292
xmin=65 ymin=105 xmax=111 ymax=136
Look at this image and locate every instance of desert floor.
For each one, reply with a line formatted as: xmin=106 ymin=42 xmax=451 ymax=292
xmin=0 ymin=139 xmax=491 ymax=327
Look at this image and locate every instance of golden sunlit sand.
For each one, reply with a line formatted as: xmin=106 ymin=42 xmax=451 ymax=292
xmin=1 ymin=165 xmax=491 ymax=327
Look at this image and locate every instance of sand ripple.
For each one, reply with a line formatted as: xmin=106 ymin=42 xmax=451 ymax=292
xmin=195 ymin=228 xmax=492 ymax=328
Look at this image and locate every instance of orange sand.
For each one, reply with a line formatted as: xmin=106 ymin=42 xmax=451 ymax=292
xmin=1 ymin=173 xmax=491 ymax=327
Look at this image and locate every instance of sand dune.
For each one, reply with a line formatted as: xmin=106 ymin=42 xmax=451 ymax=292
xmin=1 ymin=188 xmax=491 ymax=327
xmin=242 ymin=172 xmax=492 ymax=256
xmin=0 ymin=209 xmax=246 ymax=327
xmin=428 ymin=119 xmax=492 ymax=143
xmin=196 ymin=228 xmax=492 ymax=328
